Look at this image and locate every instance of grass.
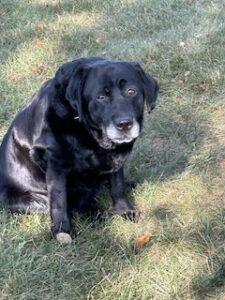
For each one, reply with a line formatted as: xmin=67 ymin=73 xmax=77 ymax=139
xmin=1 ymin=0 xmax=225 ymax=299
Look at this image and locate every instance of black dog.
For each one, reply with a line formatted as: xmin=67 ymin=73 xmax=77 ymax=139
xmin=0 ymin=57 xmax=159 ymax=243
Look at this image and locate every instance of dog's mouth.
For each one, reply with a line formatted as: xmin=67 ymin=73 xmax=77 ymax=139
xmin=108 ymin=136 xmax=135 ymax=144
xmin=102 ymin=120 xmax=140 ymax=148
xmin=90 ymin=119 xmax=140 ymax=150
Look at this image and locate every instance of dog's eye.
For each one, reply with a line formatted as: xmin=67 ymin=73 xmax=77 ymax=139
xmin=97 ymin=95 xmax=107 ymax=101
xmin=104 ymin=87 xmax=110 ymax=95
xmin=127 ymin=88 xmax=136 ymax=96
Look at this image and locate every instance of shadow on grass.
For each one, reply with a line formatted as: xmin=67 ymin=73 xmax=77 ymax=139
xmin=0 ymin=0 xmax=106 ymax=131
xmin=191 ymin=257 xmax=225 ymax=300
xmin=149 ymin=192 xmax=225 ymax=299
xmin=0 ymin=0 xmax=102 ymax=62
xmin=0 ymin=209 xmax=140 ymax=299
xmin=127 ymin=99 xmax=208 ymax=183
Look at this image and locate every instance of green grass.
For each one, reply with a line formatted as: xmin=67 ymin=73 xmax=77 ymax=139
xmin=1 ymin=0 xmax=225 ymax=299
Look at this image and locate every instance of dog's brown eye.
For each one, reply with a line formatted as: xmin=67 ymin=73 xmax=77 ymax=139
xmin=127 ymin=89 xmax=136 ymax=96
xmin=97 ymin=95 xmax=106 ymax=101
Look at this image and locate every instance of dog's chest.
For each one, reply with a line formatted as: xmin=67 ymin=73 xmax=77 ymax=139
xmin=74 ymin=148 xmax=128 ymax=174
xmin=99 ymin=152 xmax=128 ymax=174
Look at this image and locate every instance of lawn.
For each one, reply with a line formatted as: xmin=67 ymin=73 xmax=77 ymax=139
xmin=0 ymin=0 xmax=225 ymax=299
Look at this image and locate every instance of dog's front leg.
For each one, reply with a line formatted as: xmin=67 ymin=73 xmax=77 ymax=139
xmin=46 ymin=166 xmax=72 ymax=243
xmin=110 ymin=168 xmax=140 ymax=221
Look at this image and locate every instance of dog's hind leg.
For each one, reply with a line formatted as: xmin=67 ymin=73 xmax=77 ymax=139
xmin=0 ymin=187 xmax=49 ymax=214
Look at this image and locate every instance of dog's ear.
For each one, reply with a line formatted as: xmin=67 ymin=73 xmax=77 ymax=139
xmin=54 ymin=59 xmax=89 ymax=121
xmin=131 ymin=62 xmax=159 ymax=113
xmin=65 ymin=66 xmax=90 ymax=122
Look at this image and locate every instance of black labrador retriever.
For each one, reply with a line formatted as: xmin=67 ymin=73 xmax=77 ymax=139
xmin=0 ymin=57 xmax=159 ymax=243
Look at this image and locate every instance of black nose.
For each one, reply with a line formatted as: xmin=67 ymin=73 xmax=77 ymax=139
xmin=114 ymin=117 xmax=133 ymax=131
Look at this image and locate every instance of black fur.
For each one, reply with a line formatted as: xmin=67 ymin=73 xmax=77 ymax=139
xmin=0 ymin=57 xmax=159 ymax=237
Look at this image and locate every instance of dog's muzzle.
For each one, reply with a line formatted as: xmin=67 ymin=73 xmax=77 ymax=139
xmin=105 ymin=118 xmax=140 ymax=144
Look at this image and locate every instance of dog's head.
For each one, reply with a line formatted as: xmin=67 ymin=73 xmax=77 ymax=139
xmin=54 ymin=58 xmax=159 ymax=149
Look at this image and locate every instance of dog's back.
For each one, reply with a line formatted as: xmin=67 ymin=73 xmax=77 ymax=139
xmin=0 ymin=81 xmax=52 ymax=213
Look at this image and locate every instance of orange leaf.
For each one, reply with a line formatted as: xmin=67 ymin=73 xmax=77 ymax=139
xmin=135 ymin=231 xmax=152 ymax=253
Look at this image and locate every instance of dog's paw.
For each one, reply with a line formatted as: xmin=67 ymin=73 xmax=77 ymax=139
xmin=113 ymin=200 xmax=140 ymax=222
xmin=114 ymin=206 xmax=141 ymax=222
xmin=121 ymin=209 xmax=141 ymax=223
xmin=95 ymin=210 xmax=110 ymax=223
xmin=125 ymin=180 xmax=137 ymax=189
xmin=56 ymin=232 xmax=72 ymax=244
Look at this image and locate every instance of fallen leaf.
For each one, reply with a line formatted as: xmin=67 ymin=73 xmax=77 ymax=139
xmin=179 ymin=41 xmax=186 ymax=48
xmin=135 ymin=231 xmax=152 ymax=253
xmin=35 ymin=37 xmax=45 ymax=46
xmin=150 ymin=246 xmax=159 ymax=256
xmin=56 ymin=232 xmax=72 ymax=244
xmin=172 ymin=96 xmax=181 ymax=103
xmin=178 ymin=79 xmax=185 ymax=86
xmin=36 ymin=21 xmax=46 ymax=31
xmin=9 ymin=71 xmax=22 ymax=81
xmin=184 ymin=70 xmax=191 ymax=77
xmin=31 ymin=64 xmax=44 ymax=74
xmin=219 ymin=161 xmax=225 ymax=168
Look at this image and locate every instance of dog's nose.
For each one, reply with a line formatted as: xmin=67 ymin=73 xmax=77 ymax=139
xmin=114 ymin=117 xmax=133 ymax=131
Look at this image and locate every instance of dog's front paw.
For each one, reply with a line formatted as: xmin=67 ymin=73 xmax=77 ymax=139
xmin=113 ymin=200 xmax=141 ymax=222
xmin=56 ymin=232 xmax=72 ymax=244
xmin=123 ymin=209 xmax=141 ymax=222
xmin=118 ymin=209 xmax=141 ymax=222
xmin=125 ymin=180 xmax=137 ymax=189
xmin=95 ymin=210 xmax=110 ymax=223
